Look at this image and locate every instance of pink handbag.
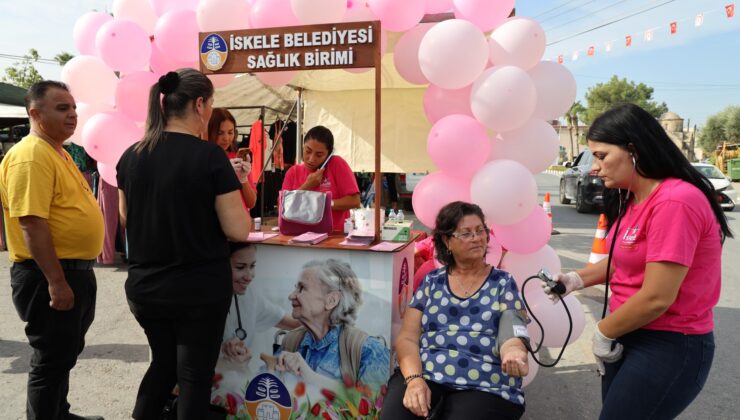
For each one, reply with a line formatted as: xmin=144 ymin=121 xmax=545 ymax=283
xmin=278 ymin=190 xmax=334 ymax=236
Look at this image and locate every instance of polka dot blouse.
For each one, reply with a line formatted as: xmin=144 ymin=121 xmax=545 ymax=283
xmin=409 ymin=266 xmax=526 ymax=406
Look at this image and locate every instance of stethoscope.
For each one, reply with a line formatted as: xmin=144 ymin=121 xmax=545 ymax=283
xmin=233 ymin=294 xmax=247 ymax=341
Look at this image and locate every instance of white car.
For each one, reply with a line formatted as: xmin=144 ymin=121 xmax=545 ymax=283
xmin=692 ymin=163 xmax=737 ymax=211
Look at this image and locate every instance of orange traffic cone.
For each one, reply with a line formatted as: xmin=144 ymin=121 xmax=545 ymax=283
xmin=588 ymin=214 xmax=609 ymax=265
xmin=543 ymin=192 xmax=560 ymax=235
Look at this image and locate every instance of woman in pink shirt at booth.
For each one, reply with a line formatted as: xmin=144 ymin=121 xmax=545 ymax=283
xmin=281 ymin=125 xmax=361 ymax=231
xmin=207 ymin=108 xmax=257 ymax=210
xmin=545 ymin=103 xmax=732 ymax=420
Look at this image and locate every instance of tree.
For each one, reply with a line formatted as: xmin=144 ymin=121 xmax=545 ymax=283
xmin=54 ymin=52 xmax=74 ymax=66
xmin=2 ymin=48 xmax=43 ymax=88
xmin=699 ymin=106 xmax=740 ymax=152
xmin=583 ymin=75 xmax=669 ymax=124
xmin=566 ymin=101 xmax=586 ymax=158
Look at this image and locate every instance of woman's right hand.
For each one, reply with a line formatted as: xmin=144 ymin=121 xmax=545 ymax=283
xmin=229 ymin=158 xmax=250 ymax=183
xmin=222 ymin=338 xmax=251 ymax=363
xmin=542 ymin=271 xmax=584 ymax=301
xmin=302 ymin=168 xmax=325 ymax=190
xmin=403 ymin=377 xmax=432 ymax=418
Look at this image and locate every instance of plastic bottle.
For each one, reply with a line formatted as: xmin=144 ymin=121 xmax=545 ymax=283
xmin=397 ymin=209 xmax=405 ymax=223
xmin=388 ymin=209 xmax=397 ymax=223
xmin=344 ymin=218 xmax=353 ymax=235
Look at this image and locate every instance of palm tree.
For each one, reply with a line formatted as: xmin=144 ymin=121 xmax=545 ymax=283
xmin=54 ymin=52 xmax=74 ymax=66
xmin=569 ymin=101 xmax=586 ymax=155
xmin=565 ymin=112 xmax=575 ymax=161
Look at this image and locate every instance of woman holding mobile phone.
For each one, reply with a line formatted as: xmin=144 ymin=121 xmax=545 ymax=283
xmin=208 ymin=108 xmax=257 ymax=209
xmin=281 ymin=125 xmax=361 ymax=231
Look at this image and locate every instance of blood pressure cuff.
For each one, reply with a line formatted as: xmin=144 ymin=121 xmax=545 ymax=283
xmin=495 ymin=309 xmax=531 ymax=355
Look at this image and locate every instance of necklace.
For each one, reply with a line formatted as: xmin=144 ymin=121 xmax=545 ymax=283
xmin=451 ymin=264 xmax=488 ymax=297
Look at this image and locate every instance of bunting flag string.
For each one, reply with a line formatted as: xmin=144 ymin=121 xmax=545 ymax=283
xmin=552 ymin=3 xmax=736 ymax=63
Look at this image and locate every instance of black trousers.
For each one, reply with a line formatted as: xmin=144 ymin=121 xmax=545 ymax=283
xmin=380 ymin=370 xmax=524 ymax=420
xmin=10 ymin=263 xmax=97 ymax=420
xmin=129 ymin=299 xmax=230 ymax=420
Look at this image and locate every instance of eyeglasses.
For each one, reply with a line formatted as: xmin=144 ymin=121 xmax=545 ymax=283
xmin=450 ymin=227 xmax=488 ymax=241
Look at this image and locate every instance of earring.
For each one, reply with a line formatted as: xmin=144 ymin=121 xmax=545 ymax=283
xmin=631 ymin=155 xmax=636 ymax=167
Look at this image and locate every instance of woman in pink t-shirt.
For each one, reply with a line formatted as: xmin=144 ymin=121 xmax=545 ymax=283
xmin=545 ymin=104 xmax=732 ymax=419
xmin=207 ymin=108 xmax=257 ymax=209
xmin=281 ymin=125 xmax=361 ymax=231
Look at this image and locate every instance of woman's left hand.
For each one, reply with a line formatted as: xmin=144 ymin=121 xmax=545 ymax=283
xmin=276 ymin=351 xmax=315 ymax=379
xmin=501 ymin=347 xmax=529 ymax=378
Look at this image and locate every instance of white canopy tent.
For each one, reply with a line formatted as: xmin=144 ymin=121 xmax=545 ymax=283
xmin=213 ymin=31 xmax=435 ymax=173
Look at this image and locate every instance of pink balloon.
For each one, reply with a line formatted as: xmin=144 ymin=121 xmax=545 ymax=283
xmin=501 ymin=245 xmax=561 ymax=291
xmin=69 ymin=102 xmax=115 ymax=145
xmin=291 ymin=0 xmax=346 ymax=24
xmin=522 ymin=352 xmax=539 ymax=387
xmin=149 ymin=42 xmax=197 ymax=76
xmin=427 ymin=115 xmax=490 ymax=179
xmin=423 ymin=84 xmax=473 ymax=124
xmin=82 ymin=112 xmax=143 ymax=165
xmin=413 ymin=259 xmax=437 ymax=292
xmin=115 ymin=71 xmax=159 ymax=122
xmin=113 ymin=0 xmax=158 ymax=35
xmin=154 ymin=10 xmax=199 ymax=63
xmin=471 ymin=66 xmax=536 ymax=132
xmin=528 ymin=295 xmax=585 ymax=347
xmin=256 ymin=71 xmax=297 ymax=86
xmin=393 ymin=23 xmax=433 ymax=85
xmin=209 ymin=73 xmax=237 ymax=88
xmin=73 ymin=12 xmax=113 ymax=55
xmin=197 ymin=0 xmax=251 ymax=31
xmin=97 ymin=162 xmax=118 ymax=188
xmin=344 ymin=0 xmax=377 ymax=22
xmin=453 ymin=0 xmax=514 ymax=32
xmin=492 ymin=120 xmax=560 ymax=174
xmin=149 ymin=0 xmax=199 ymax=16
xmin=61 ymin=56 xmax=119 ymax=106
xmin=250 ymin=0 xmax=300 ymax=28
xmin=485 ymin=231 xmax=503 ymax=267
xmin=491 ymin=206 xmax=551 ymax=254
xmin=411 ymin=172 xmax=472 ymax=229
xmin=368 ymin=0 xmax=425 ymax=32
xmin=470 ymin=159 xmax=537 ymax=225
xmin=96 ymin=20 xmax=152 ymax=73
xmin=426 ymin=0 xmax=453 ymax=14
xmin=489 ymin=17 xmax=546 ymax=71
xmin=418 ymin=19 xmax=489 ymax=89
xmin=528 ymin=61 xmax=577 ymax=120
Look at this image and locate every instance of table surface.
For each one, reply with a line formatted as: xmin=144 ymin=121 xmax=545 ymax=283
xmin=252 ymin=217 xmax=418 ymax=252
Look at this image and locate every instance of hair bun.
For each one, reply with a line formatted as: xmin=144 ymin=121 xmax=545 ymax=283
xmin=158 ymin=71 xmax=180 ymax=95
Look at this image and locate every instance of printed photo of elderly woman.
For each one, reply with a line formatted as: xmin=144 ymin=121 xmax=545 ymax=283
xmin=274 ymin=259 xmax=391 ymax=390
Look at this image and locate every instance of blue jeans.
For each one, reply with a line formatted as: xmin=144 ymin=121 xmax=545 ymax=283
xmin=600 ymin=329 xmax=714 ymax=420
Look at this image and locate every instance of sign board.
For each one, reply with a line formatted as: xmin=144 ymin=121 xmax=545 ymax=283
xmin=199 ymin=21 xmax=379 ymax=74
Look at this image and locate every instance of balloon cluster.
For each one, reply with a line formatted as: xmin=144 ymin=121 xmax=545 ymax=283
xmin=67 ymin=0 xmax=584 ymax=384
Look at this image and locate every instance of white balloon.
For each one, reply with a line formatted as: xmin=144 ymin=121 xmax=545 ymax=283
xmin=528 ymin=61 xmax=577 ymax=120
xmin=470 ymin=159 xmax=537 ymax=225
xmin=471 ymin=65 xmax=536 ymax=132
xmin=418 ymin=19 xmax=489 ymax=89
xmin=488 ymin=17 xmax=546 ymax=71
xmin=492 ymin=120 xmax=560 ymax=174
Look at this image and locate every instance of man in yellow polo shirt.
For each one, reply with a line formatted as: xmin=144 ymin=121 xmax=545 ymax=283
xmin=0 ymin=81 xmax=104 ymax=420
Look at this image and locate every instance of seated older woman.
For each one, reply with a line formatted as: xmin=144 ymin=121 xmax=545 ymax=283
xmin=276 ymin=259 xmax=391 ymax=388
xmin=381 ymin=201 xmax=530 ymax=420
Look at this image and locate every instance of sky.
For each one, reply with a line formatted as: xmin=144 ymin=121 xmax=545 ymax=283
xmin=1 ymin=0 xmax=738 ymax=127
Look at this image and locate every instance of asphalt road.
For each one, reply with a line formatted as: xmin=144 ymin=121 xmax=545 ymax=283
xmin=522 ymin=173 xmax=740 ymax=420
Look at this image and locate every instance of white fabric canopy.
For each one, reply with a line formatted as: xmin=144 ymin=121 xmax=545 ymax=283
xmin=214 ymin=31 xmax=436 ymax=173
xmin=0 ymin=103 xmax=28 ymax=119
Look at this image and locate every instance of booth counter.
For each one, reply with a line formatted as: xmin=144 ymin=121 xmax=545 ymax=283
xmin=211 ymin=219 xmax=416 ymax=419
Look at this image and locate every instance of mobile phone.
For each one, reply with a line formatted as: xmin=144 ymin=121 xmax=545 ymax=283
xmin=237 ymin=147 xmax=251 ymax=162
xmin=319 ymin=154 xmax=333 ymax=170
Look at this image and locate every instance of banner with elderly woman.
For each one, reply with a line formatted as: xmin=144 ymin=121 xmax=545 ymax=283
xmin=211 ymin=244 xmax=411 ymax=419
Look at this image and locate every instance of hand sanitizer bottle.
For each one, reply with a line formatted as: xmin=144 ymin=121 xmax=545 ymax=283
xmin=397 ymin=209 xmax=405 ymax=223
xmin=388 ymin=209 xmax=397 ymax=223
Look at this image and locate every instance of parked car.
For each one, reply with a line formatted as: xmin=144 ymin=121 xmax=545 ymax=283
xmin=692 ymin=163 xmax=736 ymax=211
xmin=559 ymin=148 xmax=604 ymax=213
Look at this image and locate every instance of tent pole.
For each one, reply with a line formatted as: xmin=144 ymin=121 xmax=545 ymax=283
xmin=373 ymin=21 xmax=382 ymax=241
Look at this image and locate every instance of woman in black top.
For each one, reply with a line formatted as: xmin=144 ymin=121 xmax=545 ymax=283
xmin=117 ymin=69 xmax=251 ymax=419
